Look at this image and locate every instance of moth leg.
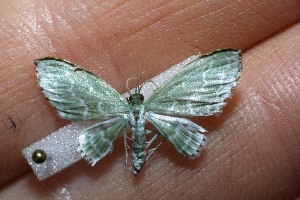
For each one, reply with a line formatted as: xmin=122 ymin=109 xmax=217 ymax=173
xmin=123 ymin=128 xmax=129 ymax=166
xmin=144 ymin=129 xmax=165 ymax=161
xmin=146 ymin=132 xmax=158 ymax=148
xmin=145 ymin=130 xmax=154 ymax=135
xmin=146 ymin=137 xmax=165 ymax=161
xmin=145 ymin=130 xmax=156 ymax=147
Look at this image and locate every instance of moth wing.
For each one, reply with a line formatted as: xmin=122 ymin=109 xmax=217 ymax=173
xmin=144 ymin=49 xmax=241 ymax=117
xmin=77 ymin=116 xmax=128 ymax=166
xmin=146 ymin=112 xmax=206 ymax=158
xmin=35 ymin=58 xmax=129 ymax=120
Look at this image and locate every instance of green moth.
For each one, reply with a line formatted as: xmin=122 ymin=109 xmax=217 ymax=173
xmin=35 ymin=49 xmax=242 ymax=174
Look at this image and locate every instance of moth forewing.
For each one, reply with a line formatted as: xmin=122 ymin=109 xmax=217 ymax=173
xmin=144 ymin=49 xmax=242 ymax=117
xmin=35 ymin=57 xmax=129 ymax=121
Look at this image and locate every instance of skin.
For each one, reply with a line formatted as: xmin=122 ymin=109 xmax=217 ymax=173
xmin=0 ymin=0 xmax=299 ymax=199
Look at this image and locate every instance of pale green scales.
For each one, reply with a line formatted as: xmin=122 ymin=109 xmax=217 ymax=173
xmin=35 ymin=49 xmax=242 ymax=174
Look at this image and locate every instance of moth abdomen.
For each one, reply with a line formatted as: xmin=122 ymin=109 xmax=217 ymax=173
xmin=132 ymin=147 xmax=147 ymax=175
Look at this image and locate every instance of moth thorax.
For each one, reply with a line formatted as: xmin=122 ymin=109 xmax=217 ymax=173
xmin=133 ymin=112 xmax=138 ymax=121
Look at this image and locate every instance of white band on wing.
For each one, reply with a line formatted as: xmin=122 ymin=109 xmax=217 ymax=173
xmin=22 ymin=54 xmax=200 ymax=180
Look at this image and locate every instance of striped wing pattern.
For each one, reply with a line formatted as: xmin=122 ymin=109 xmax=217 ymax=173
xmin=36 ymin=58 xmax=129 ymax=121
xmin=146 ymin=112 xmax=206 ymax=158
xmin=145 ymin=49 xmax=241 ymax=117
xmin=77 ymin=116 xmax=128 ymax=166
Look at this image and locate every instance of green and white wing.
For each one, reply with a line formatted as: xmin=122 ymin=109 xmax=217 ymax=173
xmin=145 ymin=49 xmax=241 ymax=117
xmin=146 ymin=112 xmax=206 ymax=158
xmin=77 ymin=116 xmax=128 ymax=166
xmin=35 ymin=58 xmax=129 ymax=120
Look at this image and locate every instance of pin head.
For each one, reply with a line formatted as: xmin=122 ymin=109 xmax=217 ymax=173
xmin=32 ymin=149 xmax=47 ymax=164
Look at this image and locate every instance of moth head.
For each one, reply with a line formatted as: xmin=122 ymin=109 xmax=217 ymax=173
xmin=127 ymin=93 xmax=144 ymax=105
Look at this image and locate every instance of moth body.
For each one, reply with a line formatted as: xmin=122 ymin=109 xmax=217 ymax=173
xmin=128 ymin=93 xmax=147 ymax=174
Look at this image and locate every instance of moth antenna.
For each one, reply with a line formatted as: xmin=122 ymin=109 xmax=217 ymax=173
xmin=126 ymin=77 xmax=140 ymax=90
xmin=139 ymin=71 xmax=145 ymax=79
xmin=139 ymin=80 xmax=159 ymax=93
xmin=126 ymin=71 xmax=146 ymax=93
xmin=126 ymin=77 xmax=136 ymax=93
